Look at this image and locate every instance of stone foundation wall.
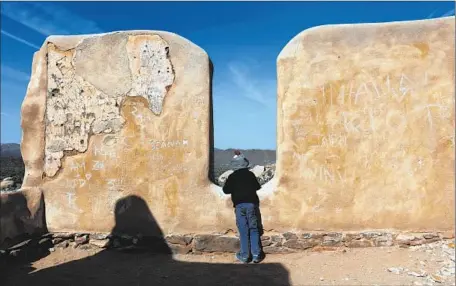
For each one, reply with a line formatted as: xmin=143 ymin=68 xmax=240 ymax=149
xmin=3 ymin=230 xmax=454 ymax=256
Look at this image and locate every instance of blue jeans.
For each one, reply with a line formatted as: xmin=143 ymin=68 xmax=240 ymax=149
xmin=235 ymin=203 xmax=262 ymax=260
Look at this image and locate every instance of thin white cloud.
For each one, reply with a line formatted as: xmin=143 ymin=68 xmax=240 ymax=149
xmin=1 ymin=65 xmax=31 ymax=82
xmin=1 ymin=66 xmax=30 ymax=107
xmin=0 ymin=112 xmax=9 ymax=117
xmin=427 ymin=9 xmax=438 ymax=19
xmin=442 ymin=9 xmax=455 ymax=17
xmin=1 ymin=2 xmax=102 ymax=36
xmin=227 ymin=61 xmax=275 ymax=108
xmin=1 ymin=29 xmax=40 ymax=49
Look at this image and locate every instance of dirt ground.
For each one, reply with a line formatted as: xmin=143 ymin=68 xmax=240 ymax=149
xmin=2 ymin=241 xmax=455 ymax=286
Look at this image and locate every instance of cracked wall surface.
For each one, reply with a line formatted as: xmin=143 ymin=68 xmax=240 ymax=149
xmin=276 ymin=17 xmax=455 ymax=230
xmin=20 ymin=31 xmax=241 ymax=235
xmin=127 ymin=35 xmax=175 ymax=115
xmin=44 ymin=34 xmax=175 ymax=177
xmin=45 ymin=44 xmax=125 ymax=177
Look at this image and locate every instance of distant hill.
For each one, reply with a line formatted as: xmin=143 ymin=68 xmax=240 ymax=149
xmin=0 ymin=144 xmax=24 ymax=183
xmin=0 ymin=143 xmax=275 ymax=184
xmin=213 ymin=148 xmax=275 ymax=167
xmin=0 ymin=143 xmax=21 ymax=158
xmin=212 ymin=148 xmax=276 ymax=182
xmin=0 ymin=143 xmax=276 ymax=164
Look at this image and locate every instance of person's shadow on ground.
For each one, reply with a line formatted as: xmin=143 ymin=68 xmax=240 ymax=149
xmin=3 ymin=195 xmax=291 ymax=286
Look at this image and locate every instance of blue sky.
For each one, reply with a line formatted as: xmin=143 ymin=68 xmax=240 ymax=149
xmin=1 ymin=1 xmax=454 ymax=149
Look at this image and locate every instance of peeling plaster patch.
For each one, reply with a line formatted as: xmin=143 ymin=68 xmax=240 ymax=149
xmin=44 ymin=43 xmax=125 ymax=177
xmin=102 ymin=135 xmax=118 ymax=146
xmin=44 ymin=34 xmax=175 ymax=177
xmin=73 ymin=33 xmax=132 ymax=97
xmin=127 ymin=35 xmax=175 ymax=115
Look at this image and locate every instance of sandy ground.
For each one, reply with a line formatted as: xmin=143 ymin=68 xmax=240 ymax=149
xmin=2 ymin=241 xmax=455 ymax=286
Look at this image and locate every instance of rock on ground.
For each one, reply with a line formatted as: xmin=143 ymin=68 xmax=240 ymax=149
xmin=0 ymin=177 xmax=19 ymax=192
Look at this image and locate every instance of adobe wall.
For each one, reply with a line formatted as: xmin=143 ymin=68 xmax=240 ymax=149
xmin=3 ymin=17 xmax=454 ymax=246
xmin=18 ymin=31 xmax=242 ymax=235
xmin=276 ymin=16 xmax=455 ymax=231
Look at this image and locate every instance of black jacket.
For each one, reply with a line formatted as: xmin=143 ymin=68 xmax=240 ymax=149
xmin=222 ymin=168 xmax=261 ymax=207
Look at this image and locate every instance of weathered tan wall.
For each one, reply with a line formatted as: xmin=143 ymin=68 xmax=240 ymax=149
xmin=276 ymin=17 xmax=455 ymax=231
xmin=20 ymin=31 xmax=241 ymax=235
xmin=15 ymin=17 xmax=455 ymax=238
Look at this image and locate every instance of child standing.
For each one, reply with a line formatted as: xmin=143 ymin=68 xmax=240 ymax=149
xmin=223 ymin=150 xmax=265 ymax=263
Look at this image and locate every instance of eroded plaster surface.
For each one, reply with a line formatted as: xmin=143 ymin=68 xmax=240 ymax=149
xmin=276 ymin=17 xmax=455 ymax=230
xmin=22 ymin=31 xmax=238 ymax=234
xmin=18 ymin=18 xmax=455 ymax=236
xmin=44 ymin=34 xmax=175 ymax=177
xmin=127 ymin=35 xmax=175 ymax=115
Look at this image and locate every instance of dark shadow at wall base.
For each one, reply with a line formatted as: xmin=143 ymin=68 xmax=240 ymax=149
xmin=2 ymin=195 xmax=291 ymax=286
xmin=208 ymin=59 xmax=216 ymax=183
xmin=0 ymin=190 xmax=48 ymax=250
xmin=4 ymin=252 xmax=291 ymax=286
